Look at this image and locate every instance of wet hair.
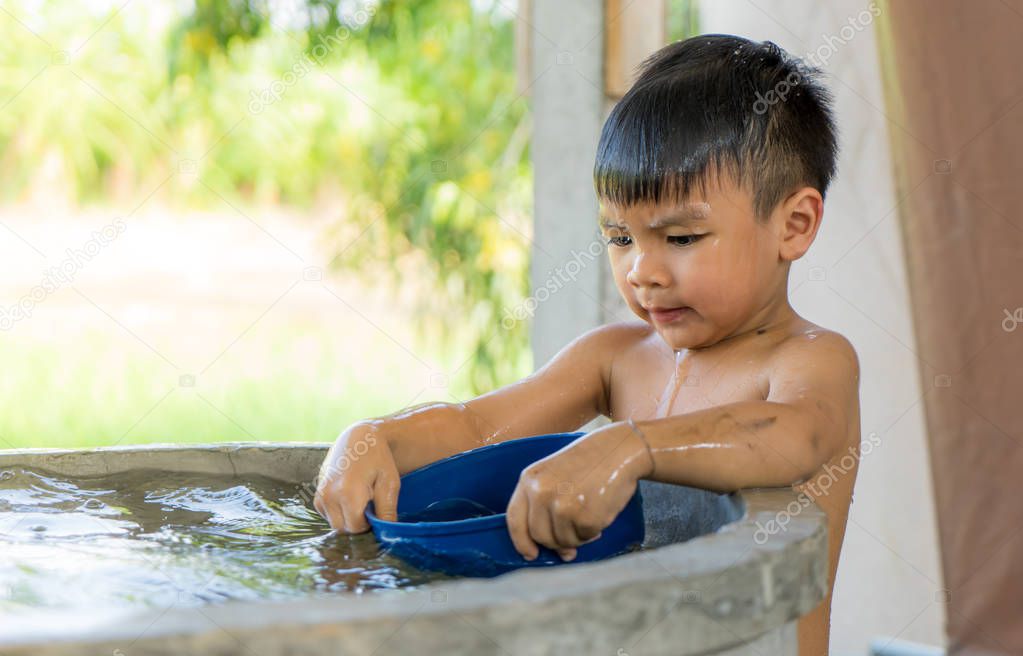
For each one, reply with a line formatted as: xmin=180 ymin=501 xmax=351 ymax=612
xmin=593 ymin=34 xmax=839 ymax=221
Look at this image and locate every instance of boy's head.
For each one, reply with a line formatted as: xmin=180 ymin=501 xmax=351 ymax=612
xmin=593 ymin=34 xmax=839 ymax=351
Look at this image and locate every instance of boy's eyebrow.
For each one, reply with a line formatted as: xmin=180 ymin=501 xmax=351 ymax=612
xmin=599 ymin=204 xmax=710 ymax=231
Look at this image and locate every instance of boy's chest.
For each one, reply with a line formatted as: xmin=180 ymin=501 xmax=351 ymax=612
xmin=608 ymin=344 xmax=772 ymax=421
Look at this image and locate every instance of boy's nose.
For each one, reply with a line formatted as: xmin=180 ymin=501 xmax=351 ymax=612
xmin=626 ymin=251 xmax=671 ymax=288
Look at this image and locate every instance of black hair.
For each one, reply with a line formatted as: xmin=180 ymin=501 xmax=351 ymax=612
xmin=593 ymin=34 xmax=839 ymax=221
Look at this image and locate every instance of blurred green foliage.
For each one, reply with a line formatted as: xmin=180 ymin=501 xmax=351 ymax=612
xmin=0 ymin=0 xmax=533 ymax=395
xmin=667 ymin=0 xmax=700 ymax=42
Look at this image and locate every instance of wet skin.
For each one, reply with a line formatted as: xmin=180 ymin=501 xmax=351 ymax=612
xmin=315 ymin=171 xmax=861 ymax=656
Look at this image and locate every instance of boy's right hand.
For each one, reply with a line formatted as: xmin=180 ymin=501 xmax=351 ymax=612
xmin=313 ymin=423 xmax=400 ymax=533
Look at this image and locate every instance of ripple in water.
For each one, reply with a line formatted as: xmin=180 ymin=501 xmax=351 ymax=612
xmin=0 ymin=467 xmax=448 ymax=627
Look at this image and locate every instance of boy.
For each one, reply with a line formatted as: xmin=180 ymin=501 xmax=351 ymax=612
xmin=314 ymin=34 xmax=860 ymax=656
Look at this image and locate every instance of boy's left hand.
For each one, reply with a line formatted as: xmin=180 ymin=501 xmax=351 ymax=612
xmin=505 ymin=422 xmax=653 ymax=562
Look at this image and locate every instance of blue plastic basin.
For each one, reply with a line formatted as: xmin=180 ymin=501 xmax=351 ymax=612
xmin=365 ymin=431 xmax=645 ymax=577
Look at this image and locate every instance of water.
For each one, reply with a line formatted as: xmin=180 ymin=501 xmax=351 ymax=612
xmin=655 ymin=349 xmax=691 ymax=418
xmin=0 ymin=467 xmax=448 ymax=629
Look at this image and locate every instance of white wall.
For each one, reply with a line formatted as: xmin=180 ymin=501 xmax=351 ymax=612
xmin=697 ymin=2 xmax=946 ymax=653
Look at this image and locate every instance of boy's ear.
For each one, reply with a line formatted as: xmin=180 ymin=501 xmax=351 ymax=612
xmin=775 ymin=186 xmax=824 ymax=262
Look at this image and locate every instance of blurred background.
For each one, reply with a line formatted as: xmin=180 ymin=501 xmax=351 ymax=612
xmin=0 ymin=0 xmax=547 ymax=449
xmin=0 ymin=0 xmax=695 ymax=449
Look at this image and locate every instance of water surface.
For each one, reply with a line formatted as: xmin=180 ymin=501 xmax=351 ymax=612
xmin=0 ymin=467 xmax=447 ymax=631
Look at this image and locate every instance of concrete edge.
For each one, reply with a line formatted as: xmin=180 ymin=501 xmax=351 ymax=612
xmin=0 ymin=442 xmax=828 ymax=655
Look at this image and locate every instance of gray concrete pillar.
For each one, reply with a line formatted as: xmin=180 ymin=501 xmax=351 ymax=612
xmin=528 ymin=0 xmax=609 ymax=371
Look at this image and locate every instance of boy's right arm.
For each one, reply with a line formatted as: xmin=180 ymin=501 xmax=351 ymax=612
xmin=313 ymin=322 xmax=639 ymax=533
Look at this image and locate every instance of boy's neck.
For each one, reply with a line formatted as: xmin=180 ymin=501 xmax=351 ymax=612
xmin=684 ymin=296 xmax=798 ymax=354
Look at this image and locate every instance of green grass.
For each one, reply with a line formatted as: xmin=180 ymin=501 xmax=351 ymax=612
xmin=0 ymin=327 xmax=480 ymax=450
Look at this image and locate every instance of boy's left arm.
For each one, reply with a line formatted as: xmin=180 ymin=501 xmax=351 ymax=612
xmin=506 ymin=332 xmax=860 ymax=560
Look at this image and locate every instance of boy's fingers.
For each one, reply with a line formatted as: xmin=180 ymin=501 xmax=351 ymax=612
xmin=339 ymin=484 xmax=371 ymax=533
xmin=506 ymin=487 xmax=538 ymax=560
xmin=320 ymin=490 xmax=347 ymax=532
xmin=526 ymin=498 xmax=557 ymax=553
xmin=557 ymin=548 xmax=577 ymax=562
xmin=372 ymin=473 xmax=400 ymax=522
xmin=551 ymin=512 xmax=583 ymax=550
xmin=341 ymin=500 xmax=370 ymax=533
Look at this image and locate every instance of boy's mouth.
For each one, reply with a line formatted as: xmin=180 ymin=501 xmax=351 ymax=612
xmin=644 ymin=306 xmax=693 ymax=324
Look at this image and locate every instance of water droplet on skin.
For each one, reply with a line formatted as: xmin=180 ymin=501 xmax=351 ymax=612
xmin=83 ymin=498 xmax=104 ymax=510
xmin=0 ymin=471 xmax=13 ymax=481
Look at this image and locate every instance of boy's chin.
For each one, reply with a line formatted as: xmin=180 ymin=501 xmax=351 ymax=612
xmin=650 ymin=323 xmax=695 ymax=350
xmin=649 ymin=321 xmax=720 ymax=351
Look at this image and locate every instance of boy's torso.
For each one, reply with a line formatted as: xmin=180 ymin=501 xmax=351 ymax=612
xmin=605 ymin=318 xmax=861 ymax=656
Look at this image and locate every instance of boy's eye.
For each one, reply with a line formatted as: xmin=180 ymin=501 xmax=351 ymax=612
xmin=668 ymin=234 xmax=704 ymax=247
xmin=601 ymin=234 xmax=707 ymax=246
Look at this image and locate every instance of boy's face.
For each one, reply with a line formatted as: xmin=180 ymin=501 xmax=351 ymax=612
xmin=599 ymin=173 xmax=791 ymax=351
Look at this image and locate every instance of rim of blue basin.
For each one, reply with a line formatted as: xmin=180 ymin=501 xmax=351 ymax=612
xmin=364 ymin=432 xmax=584 ymax=536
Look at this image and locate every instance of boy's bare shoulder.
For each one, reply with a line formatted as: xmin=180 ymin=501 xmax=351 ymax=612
xmin=767 ymin=321 xmax=860 ymax=387
xmin=574 ymin=319 xmax=659 ymax=377
xmin=585 ymin=320 xmax=659 ymax=356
